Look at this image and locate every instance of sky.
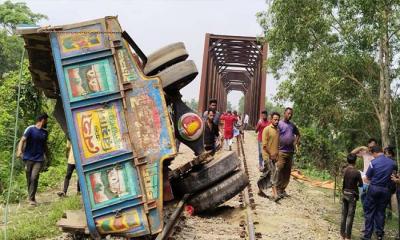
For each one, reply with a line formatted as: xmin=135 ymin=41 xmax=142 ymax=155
xmin=18 ymin=0 xmax=278 ymax=109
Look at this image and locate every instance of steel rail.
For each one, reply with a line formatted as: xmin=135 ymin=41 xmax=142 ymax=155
xmin=237 ymin=136 xmax=256 ymax=240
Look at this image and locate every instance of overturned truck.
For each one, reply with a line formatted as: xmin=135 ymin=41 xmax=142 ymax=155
xmin=17 ymin=16 xmax=248 ymax=239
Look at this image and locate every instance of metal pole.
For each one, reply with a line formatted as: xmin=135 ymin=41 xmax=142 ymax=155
xmin=156 ymin=194 xmax=190 ymax=240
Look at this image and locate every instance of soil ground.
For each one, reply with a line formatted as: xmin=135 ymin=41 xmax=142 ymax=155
xmin=2 ymin=131 xmax=398 ymax=239
xmin=170 ymin=132 xmax=341 ymax=240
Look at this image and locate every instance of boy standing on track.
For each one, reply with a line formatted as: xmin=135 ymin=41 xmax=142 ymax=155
xmin=220 ymin=110 xmax=237 ymax=151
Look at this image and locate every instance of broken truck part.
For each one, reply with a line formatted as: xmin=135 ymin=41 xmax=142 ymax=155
xmin=17 ymin=16 xmax=247 ymax=239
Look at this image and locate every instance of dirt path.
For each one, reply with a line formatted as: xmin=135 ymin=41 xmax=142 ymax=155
xmin=1 ymin=132 xmax=348 ymax=239
xmin=171 ymin=132 xmax=341 ymax=239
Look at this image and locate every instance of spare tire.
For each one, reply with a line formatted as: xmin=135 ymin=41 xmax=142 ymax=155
xmin=156 ymin=60 xmax=198 ymax=91
xmin=171 ymin=151 xmax=240 ymax=194
xmin=144 ymin=42 xmax=188 ymax=75
xmin=189 ymin=170 xmax=249 ymax=213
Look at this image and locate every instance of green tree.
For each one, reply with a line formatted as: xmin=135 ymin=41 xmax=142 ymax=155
xmin=258 ymin=0 xmax=400 ymax=147
xmin=0 ymin=3 xmax=55 ymax=202
xmin=0 ymin=1 xmax=46 ymax=78
xmin=0 ymin=61 xmax=67 ymax=202
xmin=0 ymin=1 xmax=47 ymax=34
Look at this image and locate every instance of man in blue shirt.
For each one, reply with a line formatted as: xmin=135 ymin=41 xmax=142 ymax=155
xmin=362 ymin=145 xmax=398 ymax=240
xmin=17 ymin=113 xmax=49 ymax=206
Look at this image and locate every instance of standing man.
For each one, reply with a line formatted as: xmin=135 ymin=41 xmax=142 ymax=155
xmin=203 ymin=110 xmax=219 ymax=155
xmin=233 ymin=111 xmax=242 ymax=145
xmin=243 ymin=113 xmax=249 ymax=130
xmin=57 ymin=141 xmax=80 ymax=197
xmin=255 ymin=111 xmax=270 ymax=171
xmin=202 ymin=99 xmax=221 ymax=126
xmin=362 ymin=146 xmax=397 ymax=240
xmin=340 ymin=153 xmax=363 ymax=240
xmin=391 ymin=172 xmax=400 ymax=240
xmin=261 ymin=112 xmax=280 ymax=201
xmin=351 ymin=138 xmax=377 ymax=175
xmin=242 ymin=113 xmax=249 ymax=142
xmin=351 ymin=138 xmax=378 ymax=209
xmin=17 ymin=113 xmax=49 ymax=206
xmin=203 ymin=99 xmax=222 ymax=148
xmin=277 ymin=107 xmax=300 ymax=198
xmin=220 ymin=110 xmax=237 ymax=151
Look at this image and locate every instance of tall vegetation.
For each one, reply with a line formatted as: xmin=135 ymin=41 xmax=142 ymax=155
xmin=258 ymin=0 xmax=400 ymax=171
xmin=0 ymin=1 xmax=66 ymax=203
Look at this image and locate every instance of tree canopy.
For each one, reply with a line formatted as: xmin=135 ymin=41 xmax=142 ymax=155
xmin=0 ymin=1 xmax=47 ymax=34
xmin=258 ymin=0 xmax=400 ymax=148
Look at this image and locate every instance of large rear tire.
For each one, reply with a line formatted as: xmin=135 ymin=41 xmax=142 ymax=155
xmin=143 ymin=42 xmax=188 ymax=75
xmin=188 ymin=170 xmax=249 ymax=213
xmin=171 ymin=151 xmax=240 ymax=194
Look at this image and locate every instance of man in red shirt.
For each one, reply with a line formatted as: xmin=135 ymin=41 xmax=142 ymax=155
xmin=255 ymin=110 xmax=270 ymax=171
xmin=220 ymin=110 xmax=238 ymax=151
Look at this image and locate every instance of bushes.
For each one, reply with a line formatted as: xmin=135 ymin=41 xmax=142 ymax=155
xmin=0 ymin=62 xmax=68 ymax=203
xmin=296 ymin=126 xmax=346 ymax=178
xmin=38 ymin=165 xmax=67 ymax=192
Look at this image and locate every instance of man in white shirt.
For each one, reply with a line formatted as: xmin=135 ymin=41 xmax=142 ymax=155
xmin=241 ymin=113 xmax=249 ymax=142
xmin=351 ymin=138 xmax=378 ymax=210
xmin=351 ymin=138 xmax=377 ymax=176
xmin=243 ymin=113 xmax=249 ymax=129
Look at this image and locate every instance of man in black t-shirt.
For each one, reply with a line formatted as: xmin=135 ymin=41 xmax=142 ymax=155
xmin=340 ymin=153 xmax=363 ymax=240
xmin=203 ymin=110 xmax=219 ymax=155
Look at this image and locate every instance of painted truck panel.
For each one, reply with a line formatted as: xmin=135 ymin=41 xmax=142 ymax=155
xmin=46 ymin=16 xmax=176 ymax=238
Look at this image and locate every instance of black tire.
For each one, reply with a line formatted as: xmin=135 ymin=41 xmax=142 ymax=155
xmin=189 ymin=170 xmax=249 ymax=213
xmin=171 ymin=151 xmax=240 ymax=194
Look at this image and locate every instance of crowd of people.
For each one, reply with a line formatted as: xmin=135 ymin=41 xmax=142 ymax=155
xmin=202 ymin=99 xmax=247 ymax=153
xmin=255 ymin=106 xmax=400 ymax=239
xmin=341 ymin=141 xmax=399 ymax=240
xmin=256 ymin=107 xmax=300 ymax=202
xmin=16 ymin=99 xmax=400 ymax=240
xmin=201 ymin=99 xmax=301 ymax=203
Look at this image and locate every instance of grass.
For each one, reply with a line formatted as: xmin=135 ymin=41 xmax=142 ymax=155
xmin=298 ymin=165 xmax=332 ymax=181
xmin=1 ymin=163 xmax=67 ymax=204
xmin=1 ymin=195 xmax=81 ymax=240
xmin=300 ymin=165 xmax=399 ymax=239
xmin=0 ymin=163 xmax=79 ymax=240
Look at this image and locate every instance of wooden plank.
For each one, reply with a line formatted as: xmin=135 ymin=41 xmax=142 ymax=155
xmin=57 ymin=210 xmax=89 ymax=234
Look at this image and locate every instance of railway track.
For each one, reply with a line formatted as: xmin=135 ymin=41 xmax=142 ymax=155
xmin=160 ymin=137 xmax=260 ymax=240
xmin=237 ymin=137 xmax=261 ymax=240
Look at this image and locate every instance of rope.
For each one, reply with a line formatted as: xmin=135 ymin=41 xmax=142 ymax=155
xmin=2 ymin=48 xmax=26 ymax=240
